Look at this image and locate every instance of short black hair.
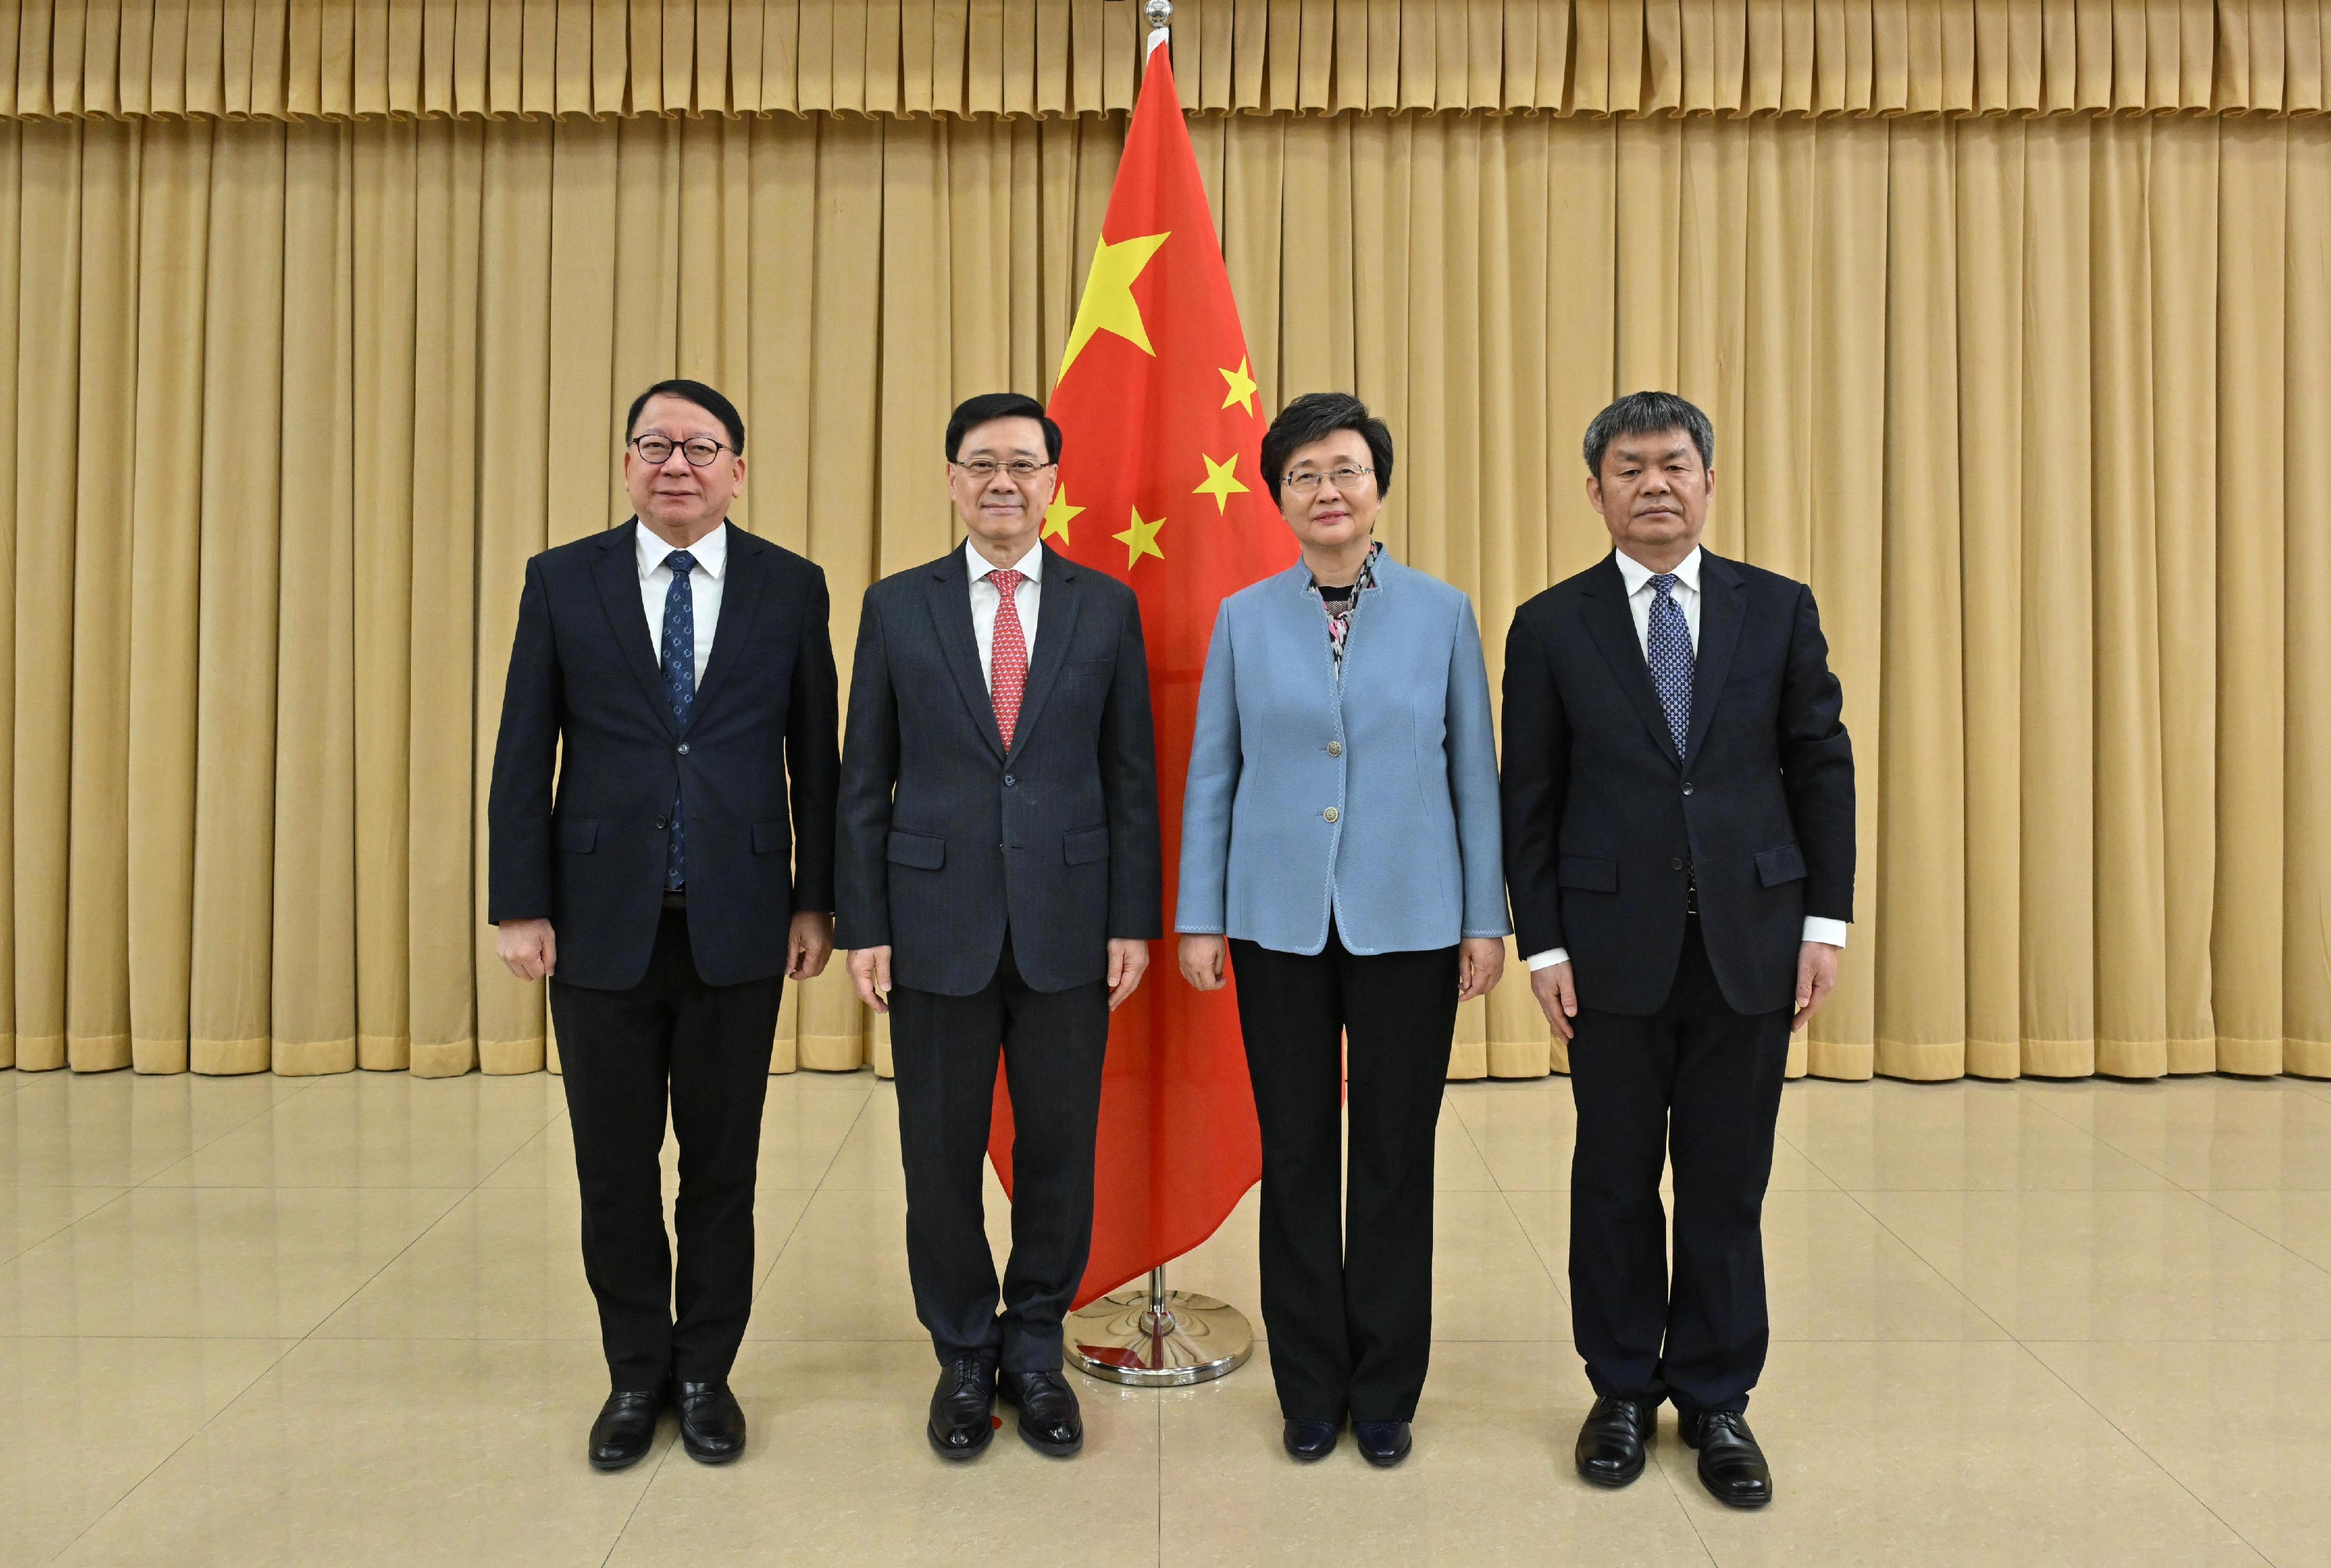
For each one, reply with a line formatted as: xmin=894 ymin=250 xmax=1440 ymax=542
xmin=945 ymin=392 xmax=1062 ymax=465
xmin=626 ymin=378 xmax=745 ymax=457
xmin=1259 ymin=392 xmax=1395 ymax=505
xmin=1583 ymin=390 xmax=1713 ymax=480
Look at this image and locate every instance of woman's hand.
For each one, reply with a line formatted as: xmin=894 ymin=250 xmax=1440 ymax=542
xmin=1457 ymin=938 xmax=1506 ymax=1002
xmin=1179 ymin=935 xmax=1229 ymax=991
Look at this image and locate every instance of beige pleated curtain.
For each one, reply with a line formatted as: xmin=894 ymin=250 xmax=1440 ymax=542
xmin=1 ymin=0 xmax=2327 ymax=1087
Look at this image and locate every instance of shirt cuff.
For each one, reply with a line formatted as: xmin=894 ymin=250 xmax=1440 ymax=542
xmin=1802 ymin=917 xmax=1850 ymax=949
xmin=1526 ymin=949 xmax=1570 ymax=971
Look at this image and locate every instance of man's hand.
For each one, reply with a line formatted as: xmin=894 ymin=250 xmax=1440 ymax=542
xmin=848 ymin=946 xmax=893 ymax=1014
xmin=1178 ymin=935 xmax=1228 ymax=992
xmin=1106 ymin=939 xmax=1151 ymax=1012
xmin=1457 ymin=938 xmax=1505 ymax=1002
xmin=1793 ymin=941 xmax=1841 ymax=1033
xmin=788 ymin=911 xmax=836 ymax=980
xmin=497 ymin=918 xmax=558 ymax=982
xmin=1530 ymin=959 xmax=1578 ymax=1042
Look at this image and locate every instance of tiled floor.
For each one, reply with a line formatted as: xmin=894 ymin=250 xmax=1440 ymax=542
xmin=3 ymin=1063 xmax=2329 ymax=1565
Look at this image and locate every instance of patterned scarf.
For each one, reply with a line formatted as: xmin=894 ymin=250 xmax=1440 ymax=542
xmin=1310 ymin=541 xmax=1383 ymax=665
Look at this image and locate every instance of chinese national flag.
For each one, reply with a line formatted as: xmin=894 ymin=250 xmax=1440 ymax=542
xmin=985 ymin=42 xmax=1298 ymax=1307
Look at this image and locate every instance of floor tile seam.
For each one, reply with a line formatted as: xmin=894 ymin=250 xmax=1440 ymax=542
xmin=1829 ymin=1188 xmax=2019 ymax=1340
xmin=278 ymin=1177 xmax=485 ymax=1359
xmin=0 ymin=1187 xmax=140 ymax=1266
xmin=1643 ymin=1431 xmax=1722 ymax=1566
xmin=474 ymin=1105 xmax=569 ymax=1190
xmin=600 ymin=1430 xmax=685 ymax=1568
xmin=131 ymin=1073 xmax=331 ymax=1189
xmin=748 ymin=1092 xmax=882 ymax=1303
xmin=1998 ymin=1336 xmax=2276 ymax=1565
xmin=2192 ymin=1190 xmax=2331 ymax=1283
xmin=1494 ymin=1182 xmax=1574 ymax=1307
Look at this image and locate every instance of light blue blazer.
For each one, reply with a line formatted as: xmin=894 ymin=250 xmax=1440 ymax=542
xmin=1176 ymin=552 xmax=1510 ymax=956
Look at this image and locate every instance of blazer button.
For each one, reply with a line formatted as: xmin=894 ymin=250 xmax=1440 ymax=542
xmin=1324 ymin=807 xmax=1340 ymax=823
xmin=1682 ymin=781 xmax=1694 ymax=796
xmin=654 ymin=817 xmax=666 ymax=830
xmin=1671 ymin=858 xmax=1686 ymax=871
xmin=1004 ymin=774 xmax=1016 ymax=787
xmin=677 ymin=742 xmax=690 ymax=755
xmin=1327 ymin=741 xmax=1343 ymax=757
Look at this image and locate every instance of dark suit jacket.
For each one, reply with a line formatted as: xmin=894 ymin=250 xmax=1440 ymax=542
xmin=487 ymin=519 xmax=840 ymax=991
xmin=834 ymin=543 xmax=1164 ymax=996
xmin=1499 ymin=549 xmax=1854 ymax=1017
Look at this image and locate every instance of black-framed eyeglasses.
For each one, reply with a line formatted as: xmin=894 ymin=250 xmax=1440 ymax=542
xmin=952 ymin=459 xmax=1056 ymax=481
xmin=1282 ymin=465 xmax=1374 ymax=494
xmin=631 ymin=435 xmax=731 ymax=467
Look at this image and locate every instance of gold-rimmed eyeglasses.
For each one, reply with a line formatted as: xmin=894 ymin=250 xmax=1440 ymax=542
xmin=1282 ymin=464 xmax=1374 ymax=494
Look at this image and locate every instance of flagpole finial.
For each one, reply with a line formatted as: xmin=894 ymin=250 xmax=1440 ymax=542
xmin=1144 ymin=0 xmax=1171 ymax=53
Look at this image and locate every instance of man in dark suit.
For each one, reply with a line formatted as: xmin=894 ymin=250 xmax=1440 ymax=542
xmin=836 ymin=392 xmax=1161 ymax=1462
xmin=1501 ymin=391 xmax=1855 ymax=1509
xmin=488 ymin=378 xmax=839 ymax=1472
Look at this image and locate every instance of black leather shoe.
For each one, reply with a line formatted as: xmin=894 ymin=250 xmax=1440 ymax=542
xmin=998 ymin=1368 xmax=1083 ymax=1457
xmin=675 ymin=1380 xmax=747 ymax=1464
xmin=1283 ymin=1418 xmax=1340 ymax=1460
xmin=1574 ymin=1396 xmax=1657 ymax=1487
xmin=1678 ymin=1409 xmax=1772 ymax=1508
xmin=1352 ymin=1419 xmax=1412 ymax=1467
xmin=927 ymin=1358 xmax=997 ymax=1461
xmin=588 ymin=1389 xmax=663 ymax=1471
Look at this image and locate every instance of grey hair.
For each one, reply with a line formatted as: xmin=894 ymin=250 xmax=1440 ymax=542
xmin=1582 ymin=391 xmax=1714 ymax=479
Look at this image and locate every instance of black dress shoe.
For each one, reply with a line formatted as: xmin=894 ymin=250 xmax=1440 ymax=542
xmin=1678 ymin=1408 xmax=1772 ymax=1508
xmin=1352 ymin=1420 xmax=1412 ymax=1467
xmin=1282 ymin=1418 xmax=1340 ymax=1460
xmin=588 ymin=1388 xmax=664 ymax=1472
xmin=675 ymin=1380 xmax=747 ymax=1464
xmin=998 ymin=1368 xmax=1083 ymax=1457
xmin=1574 ymin=1396 xmax=1657 ymax=1487
xmin=927 ymin=1358 xmax=997 ymax=1461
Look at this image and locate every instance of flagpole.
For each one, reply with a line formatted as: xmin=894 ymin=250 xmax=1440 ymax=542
xmin=1064 ymin=0 xmax=1256 ymax=1389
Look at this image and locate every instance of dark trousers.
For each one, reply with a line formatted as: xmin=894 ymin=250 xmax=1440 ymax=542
xmin=1230 ymin=926 xmax=1460 ymax=1423
xmin=548 ymin=907 xmax=784 ymax=1393
xmin=1568 ymin=914 xmax=1791 ymax=1415
xmin=889 ymin=936 xmax=1110 ymax=1373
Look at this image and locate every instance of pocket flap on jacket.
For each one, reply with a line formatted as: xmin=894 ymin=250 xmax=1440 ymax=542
xmin=1755 ymin=843 xmax=1808 ymax=886
xmin=752 ymin=820 xmax=787 ymax=854
xmin=559 ymin=818 xmax=598 ymax=853
xmin=1556 ymin=855 xmax=1618 ymax=892
xmin=1063 ymin=826 xmax=1111 ymax=866
xmin=886 ymin=830 xmax=945 ymax=870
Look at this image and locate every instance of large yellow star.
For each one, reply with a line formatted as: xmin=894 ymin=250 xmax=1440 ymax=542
xmin=1041 ymin=481 xmax=1086 ymax=545
xmin=1114 ymin=505 xmax=1166 ymax=569
xmin=1219 ymin=357 xmax=1259 ymax=417
xmin=1059 ymin=231 xmax=1171 ymax=378
xmin=1193 ymin=452 xmax=1250 ymax=515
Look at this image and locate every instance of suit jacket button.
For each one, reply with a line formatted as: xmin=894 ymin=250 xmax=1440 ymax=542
xmin=1671 ymin=858 xmax=1686 ymax=871
xmin=1327 ymin=741 xmax=1343 ymax=757
xmin=1004 ymin=774 xmax=1016 ymax=787
xmin=1682 ymin=781 xmax=1694 ymax=795
xmin=654 ymin=818 xmax=666 ymax=830
xmin=1324 ymin=807 xmax=1340 ymax=823
xmin=677 ymin=742 xmax=690 ymax=755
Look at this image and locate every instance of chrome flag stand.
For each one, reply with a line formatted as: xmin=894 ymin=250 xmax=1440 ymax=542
xmin=1062 ymin=0 xmax=1256 ymax=1390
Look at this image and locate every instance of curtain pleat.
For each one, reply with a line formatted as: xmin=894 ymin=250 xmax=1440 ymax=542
xmin=8 ymin=0 xmax=2331 ymax=120
xmin=3 ymin=104 xmax=2330 ymax=1083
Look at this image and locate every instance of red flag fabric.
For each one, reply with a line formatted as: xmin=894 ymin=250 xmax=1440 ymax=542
xmin=985 ymin=42 xmax=1298 ymax=1309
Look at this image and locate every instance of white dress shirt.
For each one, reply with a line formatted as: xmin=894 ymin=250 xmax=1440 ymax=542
xmin=636 ymin=520 xmax=728 ymax=688
xmin=966 ymin=537 xmax=1044 ymax=690
xmin=1526 ymin=545 xmax=1848 ymax=972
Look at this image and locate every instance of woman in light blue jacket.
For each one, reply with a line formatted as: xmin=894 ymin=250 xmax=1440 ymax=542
xmin=1177 ymin=393 xmax=1508 ymax=1468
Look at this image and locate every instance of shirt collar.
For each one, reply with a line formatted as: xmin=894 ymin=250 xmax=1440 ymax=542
xmin=1613 ymin=544 xmax=1702 ymax=598
xmin=966 ymin=536 xmax=1044 ymax=583
xmin=638 ymin=519 xmax=730 ymax=581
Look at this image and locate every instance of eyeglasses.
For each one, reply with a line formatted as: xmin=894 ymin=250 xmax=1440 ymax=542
xmin=952 ymin=459 xmax=1055 ymax=481
xmin=630 ymin=435 xmax=731 ymax=467
xmin=1282 ymin=465 xmax=1374 ymax=494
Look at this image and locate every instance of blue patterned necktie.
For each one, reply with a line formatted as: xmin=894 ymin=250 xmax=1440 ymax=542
xmin=661 ymin=550 xmax=697 ymax=890
xmin=1646 ymin=572 xmax=1693 ymax=757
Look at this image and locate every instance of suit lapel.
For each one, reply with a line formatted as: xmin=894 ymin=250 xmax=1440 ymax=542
xmin=1579 ymin=555 xmax=1681 ymax=768
xmin=1680 ymin=552 xmax=1747 ymax=775
xmin=925 ymin=547 xmax=1008 ymax=762
xmin=688 ymin=527 xmax=765 ymax=725
xmin=1003 ymin=545 xmax=1081 ymax=763
xmin=594 ymin=520 xmax=681 ymax=738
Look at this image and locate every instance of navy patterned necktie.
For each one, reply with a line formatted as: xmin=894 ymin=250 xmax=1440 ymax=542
xmin=1646 ymin=572 xmax=1693 ymax=757
xmin=661 ymin=550 xmax=696 ymax=890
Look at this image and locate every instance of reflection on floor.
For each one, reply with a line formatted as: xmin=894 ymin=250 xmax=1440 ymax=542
xmin=2 ymin=1063 xmax=2329 ymax=1566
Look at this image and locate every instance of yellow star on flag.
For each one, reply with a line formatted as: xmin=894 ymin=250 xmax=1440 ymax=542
xmin=1219 ymin=357 xmax=1259 ymax=417
xmin=1193 ymin=453 xmax=1250 ymax=515
xmin=1042 ymin=481 xmax=1086 ymax=544
xmin=1059 ymin=231 xmax=1172 ymax=378
xmin=1114 ymin=505 xmax=1166 ymax=568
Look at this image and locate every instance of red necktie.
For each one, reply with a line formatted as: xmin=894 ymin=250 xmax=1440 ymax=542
xmin=988 ymin=568 xmax=1028 ymax=749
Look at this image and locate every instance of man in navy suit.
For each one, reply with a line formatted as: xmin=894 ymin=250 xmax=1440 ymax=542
xmin=1501 ymin=392 xmax=1855 ymax=1510
xmin=836 ymin=393 xmax=1162 ymax=1463
xmin=488 ymin=379 xmax=839 ymax=1472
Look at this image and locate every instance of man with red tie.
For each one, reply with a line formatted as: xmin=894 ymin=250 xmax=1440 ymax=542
xmin=836 ymin=393 xmax=1163 ymax=1462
